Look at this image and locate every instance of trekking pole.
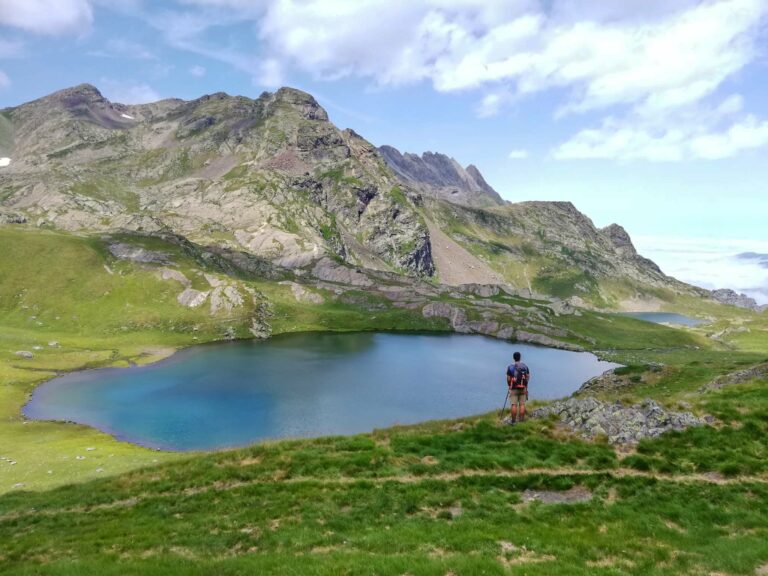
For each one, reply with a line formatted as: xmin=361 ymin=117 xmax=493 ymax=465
xmin=498 ymin=389 xmax=509 ymax=420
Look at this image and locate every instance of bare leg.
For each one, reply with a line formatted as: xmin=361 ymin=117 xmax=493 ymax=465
xmin=510 ymin=402 xmax=518 ymax=422
xmin=519 ymin=400 xmax=525 ymax=422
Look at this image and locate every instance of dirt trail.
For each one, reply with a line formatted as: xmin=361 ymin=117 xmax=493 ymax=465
xmin=6 ymin=467 xmax=764 ymax=523
xmin=425 ymin=218 xmax=506 ymax=286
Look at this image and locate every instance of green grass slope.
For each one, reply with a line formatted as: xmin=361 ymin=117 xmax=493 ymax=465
xmin=1 ymin=372 xmax=767 ymax=575
xmin=1 ymin=226 xmax=766 ymax=575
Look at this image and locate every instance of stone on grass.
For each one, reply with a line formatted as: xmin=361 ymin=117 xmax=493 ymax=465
xmin=532 ymin=397 xmax=705 ymax=445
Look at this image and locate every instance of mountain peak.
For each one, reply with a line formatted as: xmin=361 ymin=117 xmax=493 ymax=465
xmin=268 ymin=86 xmax=328 ymax=121
xmin=44 ymin=83 xmax=106 ymax=106
xmin=378 ymin=145 xmax=504 ymax=208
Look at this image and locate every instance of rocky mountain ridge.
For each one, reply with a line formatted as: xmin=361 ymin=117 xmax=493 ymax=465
xmin=710 ymin=289 xmax=766 ymax=312
xmin=378 ymin=145 xmax=504 ymax=208
xmin=0 ymin=83 xmax=433 ymax=275
xmin=0 ymin=83 xmax=716 ymax=309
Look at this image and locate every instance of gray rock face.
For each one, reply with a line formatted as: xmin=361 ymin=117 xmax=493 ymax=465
xmin=532 ymin=397 xmax=706 ymax=444
xmin=177 ymin=288 xmax=209 ymax=308
xmin=514 ymin=330 xmax=583 ymax=351
xmin=108 ymin=243 xmax=169 ymax=264
xmin=378 ymin=145 xmax=504 ymax=208
xmin=710 ymin=288 xmax=760 ymax=310
xmin=0 ymin=210 xmax=27 ymax=224
xmin=422 ymin=301 xmax=467 ymax=328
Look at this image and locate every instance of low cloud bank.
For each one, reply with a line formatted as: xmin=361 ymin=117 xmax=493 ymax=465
xmin=635 ymin=236 xmax=768 ymax=304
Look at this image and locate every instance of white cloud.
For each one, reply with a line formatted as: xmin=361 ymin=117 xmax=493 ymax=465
xmin=189 ymin=64 xmax=206 ymax=77
xmin=0 ymin=0 xmax=93 ymax=35
xmin=636 ymin=235 xmax=768 ymax=304
xmin=553 ymin=99 xmax=768 ymax=162
xmin=690 ymin=116 xmax=768 ymax=159
xmin=99 ymin=79 xmax=160 ymax=104
xmin=0 ymin=70 xmax=9 ymax=89
xmin=256 ymin=58 xmax=284 ymax=88
xmin=134 ymin=0 xmax=768 ymax=162
xmin=256 ymin=0 xmax=766 ymax=112
xmin=508 ymin=149 xmax=528 ymax=159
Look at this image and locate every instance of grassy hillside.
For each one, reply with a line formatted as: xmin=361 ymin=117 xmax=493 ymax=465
xmin=425 ymin=199 xmax=689 ymax=309
xmin=1 ymin=226 xmax=766 ymax=574
xmin=1 ymin=365 xmax=767 ymax=575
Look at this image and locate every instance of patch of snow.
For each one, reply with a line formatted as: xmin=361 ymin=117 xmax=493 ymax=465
xmin=120 ymin=113 xmax=135 ymax=120
xmin=0 ymin=157 xmax=10 ymax=167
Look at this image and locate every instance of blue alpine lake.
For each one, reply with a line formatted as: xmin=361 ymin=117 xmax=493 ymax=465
xmin=24 ymin=332 xmax=620 ymax=451
xmin=623 ymin=312 xmax=707 ymax=327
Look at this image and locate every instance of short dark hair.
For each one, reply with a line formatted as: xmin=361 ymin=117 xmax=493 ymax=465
xmin=513 ymin=351 xmax=521 ymax=361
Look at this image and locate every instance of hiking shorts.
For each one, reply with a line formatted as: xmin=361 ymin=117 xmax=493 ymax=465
xmin=509 ymin=388 xmax=526 ymax=404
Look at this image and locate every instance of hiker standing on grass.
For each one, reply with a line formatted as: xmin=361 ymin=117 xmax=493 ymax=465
xmin=506 ymin=351 xmax=530 ymax=424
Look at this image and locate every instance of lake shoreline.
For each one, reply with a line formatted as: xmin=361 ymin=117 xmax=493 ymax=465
xmin=23 ymin=331 xmax=620 ymax=452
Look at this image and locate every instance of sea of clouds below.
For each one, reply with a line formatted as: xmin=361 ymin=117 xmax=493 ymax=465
xmin=635 ymin=237 xmax=768 ymax=305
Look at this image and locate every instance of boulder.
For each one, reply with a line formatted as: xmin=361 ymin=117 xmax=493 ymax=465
xmin=515 ymin=331 xmax=583 ymax=352
xmin=177 ymin=288 xmax=210 ymax=308
xmin=108 ymin=243 xmax=169 ymax=264
xmin=14 ymin=351 xmax=34 ymax=359
xmin=279 ymin=281 xmax=325 ymax=304
xmin=158 ymin=268 xmax=191 ymax=287
xmin=533 ymin=397 xmax=706 ymax=444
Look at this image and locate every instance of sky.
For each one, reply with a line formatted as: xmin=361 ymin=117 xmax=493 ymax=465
xmin=1 ymin=0 xmax=767 ymax=302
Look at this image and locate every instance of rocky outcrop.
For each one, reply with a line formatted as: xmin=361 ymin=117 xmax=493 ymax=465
xmin=158 ymin=268 xmax=191 ymax=286
xmin=576 ymin=366 xmax=661 ymax=395
xmin=709 ymin=289 xmax=761 ymax=311
xmin=514 ymin=331 xmax=582 ymax=351
xmin=532 ymin=397 xmax=706 ymax=444
xmin=177 ymin=288 xmax=209 ymax=308
xmin=108 ymin=243 xmax=169 ymax=264
xmin=378 ymin=145 xmax=504 ymax=208
xmin=249 ymin=301 xmax=273 ymax=339
xmin=420 ymin=301 xmax=583 ymax=350
xmin=700 ymin=362 xmax=768 ymax=391
xmin=0 ymin=210 xmax=27 ymax=224
xmin=279 ymin=281 xmax=325 ymax=304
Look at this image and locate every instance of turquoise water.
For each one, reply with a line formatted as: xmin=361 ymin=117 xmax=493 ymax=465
xmin=623 ymin=312 xmax=707 ymax=326
xmin=24 ymin=332 xmax=619 ymax=451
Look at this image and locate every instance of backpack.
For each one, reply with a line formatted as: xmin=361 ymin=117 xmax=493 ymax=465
xmin=510 ymin=363 xmax=530 ymax=388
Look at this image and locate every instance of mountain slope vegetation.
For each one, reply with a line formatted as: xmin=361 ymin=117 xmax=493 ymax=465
xmin=1 ymin=84 xmax=708 ymax=308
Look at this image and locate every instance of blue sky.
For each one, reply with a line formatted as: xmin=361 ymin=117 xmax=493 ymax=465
xmin=1 ymin=0 xmax=767 ymax=301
